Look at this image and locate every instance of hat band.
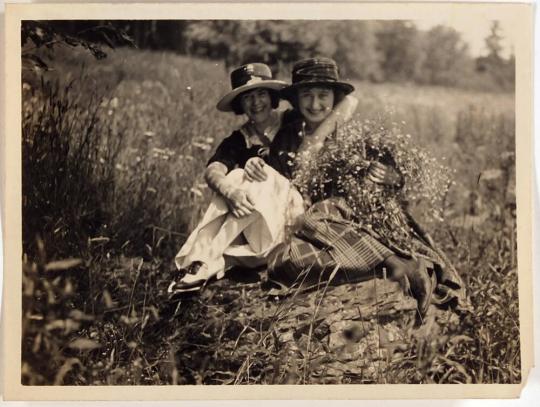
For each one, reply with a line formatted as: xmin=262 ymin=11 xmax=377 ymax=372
xmin=232 ymin=73 xmax=272 ymax=90
xmin=292 ymin=72 xmax=338 ymax=84
xmin=292 ymin=64 xmax=340 ymax=84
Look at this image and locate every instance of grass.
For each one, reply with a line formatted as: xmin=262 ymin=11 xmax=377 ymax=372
xmin=21 ymin=46 xmax=519 ymax=384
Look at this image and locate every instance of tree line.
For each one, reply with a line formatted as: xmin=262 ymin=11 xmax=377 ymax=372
xmin=24 ymin=20 xmax=515 ymax=91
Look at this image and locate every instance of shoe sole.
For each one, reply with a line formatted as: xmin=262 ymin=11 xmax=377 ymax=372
xmin=167 ymin=281 xmax=203 ymax=295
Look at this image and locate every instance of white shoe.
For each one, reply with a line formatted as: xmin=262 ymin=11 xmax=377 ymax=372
xmin=167 ymin=262 xmax=210 ymax=294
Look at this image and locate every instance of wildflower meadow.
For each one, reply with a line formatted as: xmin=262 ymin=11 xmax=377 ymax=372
xmin=21 ymin=40 xmax=518 ymax=385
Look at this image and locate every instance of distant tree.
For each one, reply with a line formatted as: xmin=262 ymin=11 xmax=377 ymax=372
xmin=183 ymin=20 xmax=241 ymax=67
xmin=183 ymin=20 xmax=333 ymax=73
xmin=112 ymin=21 xmax=188 ymax=51
xmin=327 ymin=21 xmax=382 ymax=81
xmin=237 ymin=21 xmax=383 ymax=80
xmin=475 ymin=21 xmax=514 ymax=91
xmin=237 ymin=21 xmax=321 ymax=71
xmin=418 ymin=25 xmax=473 ymax=86
xmin=485 ymin=21 xmax=504 ymax=60
xmin=375 ymin=21 xmax=423 ymax=82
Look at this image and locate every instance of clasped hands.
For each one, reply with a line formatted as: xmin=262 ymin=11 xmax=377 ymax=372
xmin=223 ymin=157 xmax=267 ymax=218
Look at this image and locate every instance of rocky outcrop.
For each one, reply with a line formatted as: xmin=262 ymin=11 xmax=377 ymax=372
xmin=171 ymin=268 xmax=455 ymax=384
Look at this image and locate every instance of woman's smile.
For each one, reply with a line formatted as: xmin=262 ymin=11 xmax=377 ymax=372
xmin=298 ymin=86 xmax=335 ymax=129
xmin=250 ymin=105 xmax=266 ymax=114
xmin=240 ymin=88 xmax=272 ymax=124
xmin=304 ymin=106 xmax=330 ymax=118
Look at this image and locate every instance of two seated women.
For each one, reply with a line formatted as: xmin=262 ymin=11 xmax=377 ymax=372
xmin=169 ymin=58 xmax=466 ymax=317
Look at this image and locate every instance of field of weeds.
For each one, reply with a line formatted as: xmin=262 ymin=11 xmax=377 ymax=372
xmin=21 ymin=47 xmax=519 ymax=384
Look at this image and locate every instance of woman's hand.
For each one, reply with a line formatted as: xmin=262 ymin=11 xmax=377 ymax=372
xmin=244 ymin=157 xmax=268 ymax=182
xmin=204 ymin=162 xmax=256 ymax=216
xmin=223 ymin=187 xmax=256 ymax=218
xmin=367 ymin=162 xmax=402 ymax=186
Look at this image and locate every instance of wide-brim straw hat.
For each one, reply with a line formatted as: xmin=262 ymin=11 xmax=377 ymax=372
xmin=217 ymin=63 xmax=288 ymax=112
xmin=281 ymin=57 xmax=355 ymax=102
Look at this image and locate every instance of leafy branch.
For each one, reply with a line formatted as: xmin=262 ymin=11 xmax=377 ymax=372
xmin=22 ymin=21 xmax=135 ymax=71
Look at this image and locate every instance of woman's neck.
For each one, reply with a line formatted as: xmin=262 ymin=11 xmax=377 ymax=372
xmin=303 ymin=120 xmax=321 ymax=135
xmin=252 ymin=111 xmax=277 ymax=136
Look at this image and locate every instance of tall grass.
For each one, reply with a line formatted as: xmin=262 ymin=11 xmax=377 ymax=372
xmin=23 ymin=48 xmax=240 ymax=259
xmin=21 ymin=47 xmax=519 ymax=384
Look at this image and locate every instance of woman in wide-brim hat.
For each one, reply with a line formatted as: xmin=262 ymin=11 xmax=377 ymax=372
xmin=266 ymin=57 xmax=447 ymax=318
xmin=169 ymin=61 xmax=360 ymax=295
xmin=267 ymin=57 xmax=358 ymax=179
xmin=169 ymin=62 xmax=291 ymax=294
xmin=280 ymin=57 xmax=355 ymax=107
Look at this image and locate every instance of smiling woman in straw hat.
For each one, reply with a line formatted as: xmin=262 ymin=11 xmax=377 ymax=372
xmin=168 ymin=61 xmax=359 ymax=295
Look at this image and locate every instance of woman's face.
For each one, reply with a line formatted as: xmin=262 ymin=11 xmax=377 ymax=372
xmin=240 ymin=88 xmax=273 ymax=124
xmin=297 ymin=86 xmax=335 ymax=128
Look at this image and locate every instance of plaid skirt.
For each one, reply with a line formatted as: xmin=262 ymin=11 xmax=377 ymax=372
xmin=267 ymin=197 xmax=393 ymax=287
xmin=268 ymin=197 xmax=468 ymax=309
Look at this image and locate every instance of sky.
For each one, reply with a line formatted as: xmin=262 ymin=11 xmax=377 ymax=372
xmin=415 ymin=19 xmax=513 ymax=57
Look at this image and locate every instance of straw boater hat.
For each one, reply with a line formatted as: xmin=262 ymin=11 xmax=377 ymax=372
xmin=281 ymin=57 xmax=355 ymax=102
xmin=216 ymin=63 xmax=288 ymax=112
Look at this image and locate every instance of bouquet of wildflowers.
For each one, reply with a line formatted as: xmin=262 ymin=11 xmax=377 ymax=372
xmin=292 ymin=119 xmax=453 ymax=251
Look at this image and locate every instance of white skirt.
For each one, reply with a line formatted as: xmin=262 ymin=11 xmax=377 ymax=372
xmin=175 ymin=166 xmax=305 ymax=279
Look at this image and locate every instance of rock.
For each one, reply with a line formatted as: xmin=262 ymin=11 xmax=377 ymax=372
xmin=176 ymin=270 xmax=448 ymax=384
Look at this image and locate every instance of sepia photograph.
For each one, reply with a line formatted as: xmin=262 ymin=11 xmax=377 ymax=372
xmin=2 ymin=1 xmax=534 ymax=401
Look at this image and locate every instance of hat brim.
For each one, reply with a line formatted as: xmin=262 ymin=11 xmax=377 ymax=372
xmin=216 ymin=80 xmax=288 ymax=112
xmin=281 ymin=80 xmax=355 ymax=102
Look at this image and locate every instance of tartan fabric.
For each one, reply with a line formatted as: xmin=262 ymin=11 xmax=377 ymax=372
xmin=268 ymin=197 xmax=470 ymax=311
xmin=297 ymin=198 xmax=393 ymax=270
xmin=267 ymin=197 xmax=393 ymax=287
